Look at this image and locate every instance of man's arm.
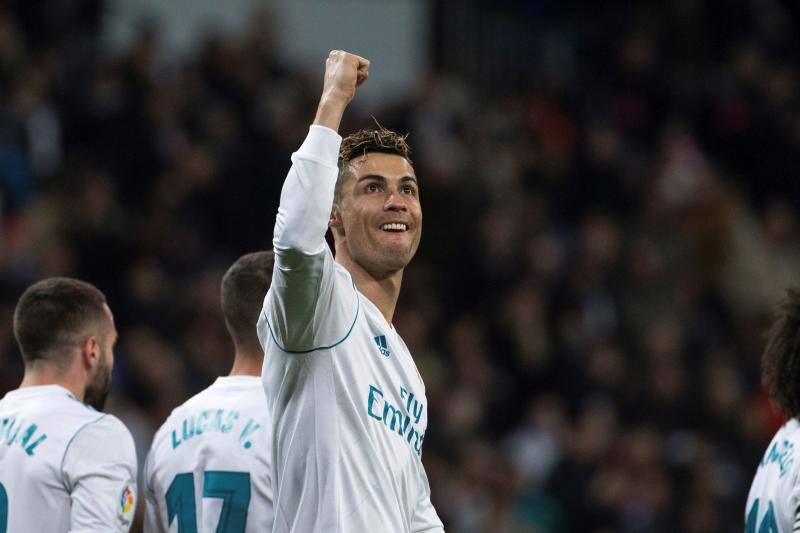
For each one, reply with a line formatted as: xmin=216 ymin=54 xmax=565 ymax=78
xmin=61 ymin=415 xmax=138 ymax=532
xmin=141 ymin=450 xmax=165 ymax=533
xmin=313 ymin=50 xmax=370 ymax=132
xmin=259 ymin=51 xmax=369 ymax=353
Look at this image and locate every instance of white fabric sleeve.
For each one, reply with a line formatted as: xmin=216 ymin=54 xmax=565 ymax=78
xmin=61 ymin=415 xmax=138 ymax=533
xmin=258 ymin=125 xmax=359 ymax=353
xmin=142 ymin=450 xmax=165 ymax=533
xmin=411 ymin=465 xmax=445 ymax=533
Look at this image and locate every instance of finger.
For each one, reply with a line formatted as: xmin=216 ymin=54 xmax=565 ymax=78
xmin=351 ymin=53 xmax=370 ymax=70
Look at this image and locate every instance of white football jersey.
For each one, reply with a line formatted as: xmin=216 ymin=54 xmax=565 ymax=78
xmin=258 ymin=125 xmax=444 ymax=532
xmin=0 ymin=385 xmax=138 ymax=532
xmin=746 ymin=418 xmax=800 ymax=532
xmin=143 ymin=376 xmax=272 ymax=533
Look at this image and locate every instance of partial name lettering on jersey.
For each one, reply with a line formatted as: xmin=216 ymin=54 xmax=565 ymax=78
xmin=1 ymin=416 xmax=48 ymax=456
xmin=745 ymin=419 xmax=800 ymax=531
xmin=759 ymin=438 xmax=795 ymax=477
xmin=170 ymin=408 xmax=262 ymax=451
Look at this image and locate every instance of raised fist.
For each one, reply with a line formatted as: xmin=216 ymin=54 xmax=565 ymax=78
xmin=322 ymin=50 xmax=370 ymax=104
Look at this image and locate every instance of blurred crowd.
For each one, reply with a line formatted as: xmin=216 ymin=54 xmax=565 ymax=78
xmin=2 ymin=1 xmax=800 ymax=532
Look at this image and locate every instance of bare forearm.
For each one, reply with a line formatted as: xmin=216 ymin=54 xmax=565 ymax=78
xmin=313 ymin=94 xmax=348 ymax=133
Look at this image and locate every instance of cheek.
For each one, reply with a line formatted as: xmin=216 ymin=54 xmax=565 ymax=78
xmin=347 ymin=207 xmax=372 ymax=232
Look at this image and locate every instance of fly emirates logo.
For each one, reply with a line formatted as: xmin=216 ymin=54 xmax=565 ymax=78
xmin=366 ymin=384 xmax=425 ymax=456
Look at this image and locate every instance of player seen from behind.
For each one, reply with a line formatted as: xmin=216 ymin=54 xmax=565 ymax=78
xmin=747 ymin=287 xmax=800 ymax=531
xmin=258 ymin=50 xmax=444 ymax=532
xmin=144 ymin=251 xmax=275 ymax=532
xmin=0 ymin=277 xmax=137 ymax=532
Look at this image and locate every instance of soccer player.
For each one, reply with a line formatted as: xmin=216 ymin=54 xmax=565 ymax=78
xmin=746 ymin=287 xmax=800 ymax=531
xmin=0 ymin=277 xmax=138 ymax=532
xmin=144 ymin=251 xmax=274 ymax=533
xmin=258 ymin=50 xmax=444 ymax=532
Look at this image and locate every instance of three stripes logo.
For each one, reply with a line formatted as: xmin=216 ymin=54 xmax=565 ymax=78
xmin=374 ymin=335 xmax=391 ymax=357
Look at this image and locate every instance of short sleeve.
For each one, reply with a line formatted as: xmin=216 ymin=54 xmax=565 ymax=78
xmin=142 ymin=448 xmax=165 ymax=533
xmin=61 ymin=415 xmax=138 ymax=532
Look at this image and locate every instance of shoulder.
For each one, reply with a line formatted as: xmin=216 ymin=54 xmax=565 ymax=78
xmin=239 ymin=384 xmax=270 ymax=417
xmin=150 ymin=390 xmax=209 ymax=444
xmin=331 ymin=257 xmax=358 ymax=289
xmin=67 ymin=414 xmax=135 ymax=456
xmin=61 ymin=413 xmax=137 ymax=487
xmin=169 ymin=386 xmax=220 ymax=419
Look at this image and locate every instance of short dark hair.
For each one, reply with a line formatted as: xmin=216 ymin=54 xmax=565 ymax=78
xmin=13 ymin=277 xmax=109 ymax=369
xmin=763 ymin=287 xmax=800 ymax=418
xmin=335 ymin=125 xmax=412 ymax=204
xmin=221 ymin=251 xmax=274 ymax=354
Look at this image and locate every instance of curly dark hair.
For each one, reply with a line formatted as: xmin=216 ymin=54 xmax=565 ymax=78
xmin=763 ymin=287 xmax=800 ymax=418
xmin=335 ymin=124 xmax=412 ymax=203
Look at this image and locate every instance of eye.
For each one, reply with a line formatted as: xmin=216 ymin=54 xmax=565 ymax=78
xmin=401 ymin=185 xmax=416 ymax=195
xmin=365 ymin=183 xmax=381 ymax=193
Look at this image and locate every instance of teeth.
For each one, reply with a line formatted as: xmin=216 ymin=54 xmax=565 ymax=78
xmin=381 ymin=223 xmax=407 ymax=232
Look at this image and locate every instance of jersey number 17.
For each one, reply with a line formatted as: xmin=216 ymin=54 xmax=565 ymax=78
xmin=166 ymin=471 xmax=250 ymax=533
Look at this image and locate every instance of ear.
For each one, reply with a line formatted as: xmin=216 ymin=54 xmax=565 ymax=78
xmin=329 ymin=204 xmax=345 ymax=236
xmin=80 ymin=336 xmax=100 ymax=371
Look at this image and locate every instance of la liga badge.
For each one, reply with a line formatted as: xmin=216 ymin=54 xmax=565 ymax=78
xmin=118 ymin=484 xmax=136 ymax=526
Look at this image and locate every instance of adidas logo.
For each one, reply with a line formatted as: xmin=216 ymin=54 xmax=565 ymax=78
xmin=374 ymin=335 xmax=391 ymax=357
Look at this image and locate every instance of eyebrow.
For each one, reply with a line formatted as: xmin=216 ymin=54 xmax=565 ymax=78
xmin=357 ymin=174 xmax=418 ymax=184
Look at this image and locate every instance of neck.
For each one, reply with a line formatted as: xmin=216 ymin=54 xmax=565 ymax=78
xmin=228 ymin=350 xmax=264 ymax=377
xmin=19 ymin=364 xmax=84 ymax=402
xmin=335 ymin=252 xmax=402 ymax=324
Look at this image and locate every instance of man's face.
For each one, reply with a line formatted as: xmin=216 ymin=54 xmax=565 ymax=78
xmin=84 ymin=304 xmax=117 ymax=411
xmin=333 ymin=153 xmax=422 ymax=278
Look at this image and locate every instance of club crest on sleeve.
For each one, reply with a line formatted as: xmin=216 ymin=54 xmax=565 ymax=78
xmin=118 ymin=484 xmax=136 ymax=526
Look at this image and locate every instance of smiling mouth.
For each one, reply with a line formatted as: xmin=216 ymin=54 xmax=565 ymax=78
xmin=380 ymin=223 xmax=408 ymax=232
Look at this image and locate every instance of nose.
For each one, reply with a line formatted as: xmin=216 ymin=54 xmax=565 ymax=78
xmin=384 ymin=192 xmax=407 ymax=212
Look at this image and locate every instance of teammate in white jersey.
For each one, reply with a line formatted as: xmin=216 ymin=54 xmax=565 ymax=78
xmin=144 ymin=251 xmax=274 ymax=533
xmin=747 ymin=287 xmax=800 ymax=531
xmin=0 ymin=277 xmax=137 ymax=532
xmin=257 ymin=51 xmax=444 ymax=532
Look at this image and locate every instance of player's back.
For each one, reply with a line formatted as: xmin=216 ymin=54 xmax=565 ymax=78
xmin=145 ymin=376 xmax=272 ymax=533
xmin=0 ymin=384 xmax=137 ymax=532
xmin=746 ymin=418 xmax=800 ymax=532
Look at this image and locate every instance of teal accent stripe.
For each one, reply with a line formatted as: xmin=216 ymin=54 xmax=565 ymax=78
xmin=262 ymin=279 xmax=360 ymax=354
xmin=59 ymin=414 xmax=108 ymax=492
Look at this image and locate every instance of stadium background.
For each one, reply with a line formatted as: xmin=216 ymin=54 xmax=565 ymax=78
xmin=1 ymin=0 xmax=799 ymax=531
